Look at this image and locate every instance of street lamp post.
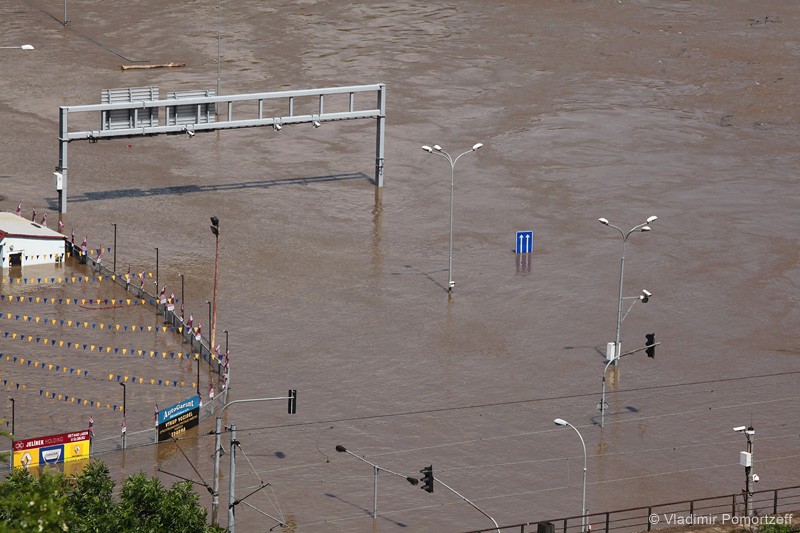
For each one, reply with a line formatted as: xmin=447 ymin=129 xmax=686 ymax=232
xmin=334 ymin=444 xmax=419 ymax=519
xmin=9 ymin=398 xmax=15 ymax=442
xmin=554 ymin=418 xmax=588 ymax=533
xmin=206 ymin=301 xmax=212 ymax=347
xmin=111 ymin=223 xmax=117 ymax=274
xmin=210 ymin=216 xmax=220 ymax=357
xmin=178 ymin=273 xmax=185 ymax=323
xmin=119 ymin=383 xmax=126 ymax=449
xmin=153 ymin=247 xmax=159 ymax=300
xmin=598 ymin=216 xmax=657 ymax=363
xmin=421 ymin=143 xmax=483 ymax=293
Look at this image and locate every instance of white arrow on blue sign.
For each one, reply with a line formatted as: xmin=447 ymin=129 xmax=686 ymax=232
xmin=515 ymin=231 xmax=533 ymax=254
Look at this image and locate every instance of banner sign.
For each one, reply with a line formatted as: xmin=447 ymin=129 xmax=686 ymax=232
xmin=157 ymin=395 xmax=200 ymax=442
xmin=13 ymin=430 xmax=91 ymax=469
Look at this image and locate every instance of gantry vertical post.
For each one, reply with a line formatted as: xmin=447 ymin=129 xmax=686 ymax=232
xmin=375 ymin=83 xmax=386 ymax=188
xmin=58 ymin=107 xmax=69 ymax=213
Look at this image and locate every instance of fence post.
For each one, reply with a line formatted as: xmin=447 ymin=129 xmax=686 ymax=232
xmin=647 ymin=507 xmax=652 ymax=531
xmin=731 ymin=494 xmax=736 ymax=516
xmin=604 ymin=512 xmax=610 ymax=533
xmin=773 ymin=489 xmax=778 ymax=514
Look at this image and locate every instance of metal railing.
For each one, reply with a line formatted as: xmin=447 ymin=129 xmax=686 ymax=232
xmin=464 ymin=485 xmax=800 ymax=533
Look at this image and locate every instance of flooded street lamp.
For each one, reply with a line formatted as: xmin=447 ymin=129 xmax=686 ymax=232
xmin=598 ymin=216 xmax=657 ymax=364
xmin=119 ymin=382 xmax=126 ymax=449
xmin=554 ymin=418 xmax=587 ymax=532
xmin=111 ymin=223 xmax=117 ymax=273
xmin=421 ymin=143 xmax=483 ymax=293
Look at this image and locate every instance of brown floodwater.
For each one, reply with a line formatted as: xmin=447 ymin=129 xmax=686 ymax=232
xmin=1 ymin=1 xmax=800 ymax=531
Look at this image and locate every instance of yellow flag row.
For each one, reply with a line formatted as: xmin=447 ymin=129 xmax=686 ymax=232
xmin=2 ymin=313 xmax=188 ymax=334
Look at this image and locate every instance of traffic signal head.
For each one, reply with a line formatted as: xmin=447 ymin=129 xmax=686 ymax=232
xmin=645 ymin=333 xmax=655 ymax=358
xmin=210 ymin=216 xmax=220 ymax=236
xmin=420 ymin=465 xmax=434 ymax=493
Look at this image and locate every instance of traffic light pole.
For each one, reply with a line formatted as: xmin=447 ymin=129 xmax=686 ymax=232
xmin=211 ymin=392 xmax=297 ymax=527
xmin=433 ymin=475 xmax=500 ymax=533
xmin=334 ymin=445 xmax=419 ymax=519
xmin=599 ymin=341 xmax=660 ymax=428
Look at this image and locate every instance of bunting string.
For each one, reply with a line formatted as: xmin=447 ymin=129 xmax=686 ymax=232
xmin=0 ymin=271 xmax=154 ymax=284
xmin=3 ymin=295 xmax=152 ymax=306
xmin=0 ymin=328 xmax=208 ymax=361
xmin=0 ymin=354 xmax=196 ymax=390
xmin=1 ymin=313 xmax=186 ymax=334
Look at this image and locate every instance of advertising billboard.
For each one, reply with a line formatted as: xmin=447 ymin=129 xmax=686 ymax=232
xmin=157 ymin=395 xmax=200 ymax=442
xmin=13 ymin=430 xmax=91 ymax=469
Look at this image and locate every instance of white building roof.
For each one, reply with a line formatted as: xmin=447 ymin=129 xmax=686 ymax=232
xmin=0 ymin=211 xmax=65 ymax=241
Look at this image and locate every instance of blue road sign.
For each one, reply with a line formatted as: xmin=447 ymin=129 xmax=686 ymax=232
xmin=516 ymin=231 xmax=533 ymax=254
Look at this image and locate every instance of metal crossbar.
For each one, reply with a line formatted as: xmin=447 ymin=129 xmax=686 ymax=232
xmin=55 ymin=83 xmax=387 ymax=212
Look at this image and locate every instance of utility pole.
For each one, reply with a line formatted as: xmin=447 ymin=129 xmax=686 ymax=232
xmin=734 ymin=425 xmax=755 ymax=516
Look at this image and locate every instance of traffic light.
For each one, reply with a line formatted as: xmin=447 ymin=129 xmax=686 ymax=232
xmin=420 ymin=465 xmax=434 ymax=493
xmin=287 ymin=389 xmax=297 ymax=414
xmin=645 ymin=333 xmax=655 ymax=358
xmin=210 ymin=216 xmax=220 ymax=236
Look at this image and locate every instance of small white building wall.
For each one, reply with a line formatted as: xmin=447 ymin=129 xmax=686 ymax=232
xmin=1 ymin=236 xmax=66 ymax=268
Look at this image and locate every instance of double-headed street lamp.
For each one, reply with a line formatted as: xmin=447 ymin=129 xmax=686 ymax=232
xmin=598 ymin=216 xmax=657 ymax=363
xmin=554 ymin=418 xmax=588 ymax=533
xmin=421 ymin=143 xmax=483 ymax=293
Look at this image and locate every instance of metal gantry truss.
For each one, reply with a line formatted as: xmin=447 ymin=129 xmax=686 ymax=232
xmin=55 ymin=83 xmax=387 ymax=212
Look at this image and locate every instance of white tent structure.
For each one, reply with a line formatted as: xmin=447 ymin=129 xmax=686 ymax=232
xmin=0 ymin=212 xmax=66 ymax=268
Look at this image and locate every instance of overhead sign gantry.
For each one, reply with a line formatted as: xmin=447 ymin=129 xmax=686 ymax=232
xmin=55 ymin=83 xmax=387 ymax=213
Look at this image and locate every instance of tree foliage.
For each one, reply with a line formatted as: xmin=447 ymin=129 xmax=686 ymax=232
xmin=0 ymin=460 xmax=222 ymax=533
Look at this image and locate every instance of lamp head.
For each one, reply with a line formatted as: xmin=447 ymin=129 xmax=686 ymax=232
xmin=733 ymin=426 xmax=747 ymax=432
xmin=312 ymin=120 xmax=321 ymax=128
xmin=335 ymin=445 xmax=347 ymax=453
xmin=406 ymin=476 xmax=419 ymax=485
xmin=421 ymin=145 xmax=433 ymax=153
xmin=273 ymin=123 xmax=282 ymax=131
xmin=554 ymin=418 xmax=568 ymax=426
xmin=598 ymin=218 xmax=610 ymax=226
xmin=21 ymin=45 xmax=34 ymax=50
xmin=433 ymin=145 xmax=442 ymax=151
xmin=472 ymin=142 xmax=483 ymax=151
xmin=646 ymin=215 xmax=658 ymax=224
xmin=641 ymin=289 xmax=651 ymax=302
xmin=210 ymin=216 xmax=219 ymax=227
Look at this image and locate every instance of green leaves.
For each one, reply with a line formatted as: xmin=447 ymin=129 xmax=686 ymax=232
xmin=0 ymin=461 xmax=223 ymax=533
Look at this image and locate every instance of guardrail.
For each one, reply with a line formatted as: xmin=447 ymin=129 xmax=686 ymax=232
xmin=464 ymin=485 xmax=800 ymax=533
